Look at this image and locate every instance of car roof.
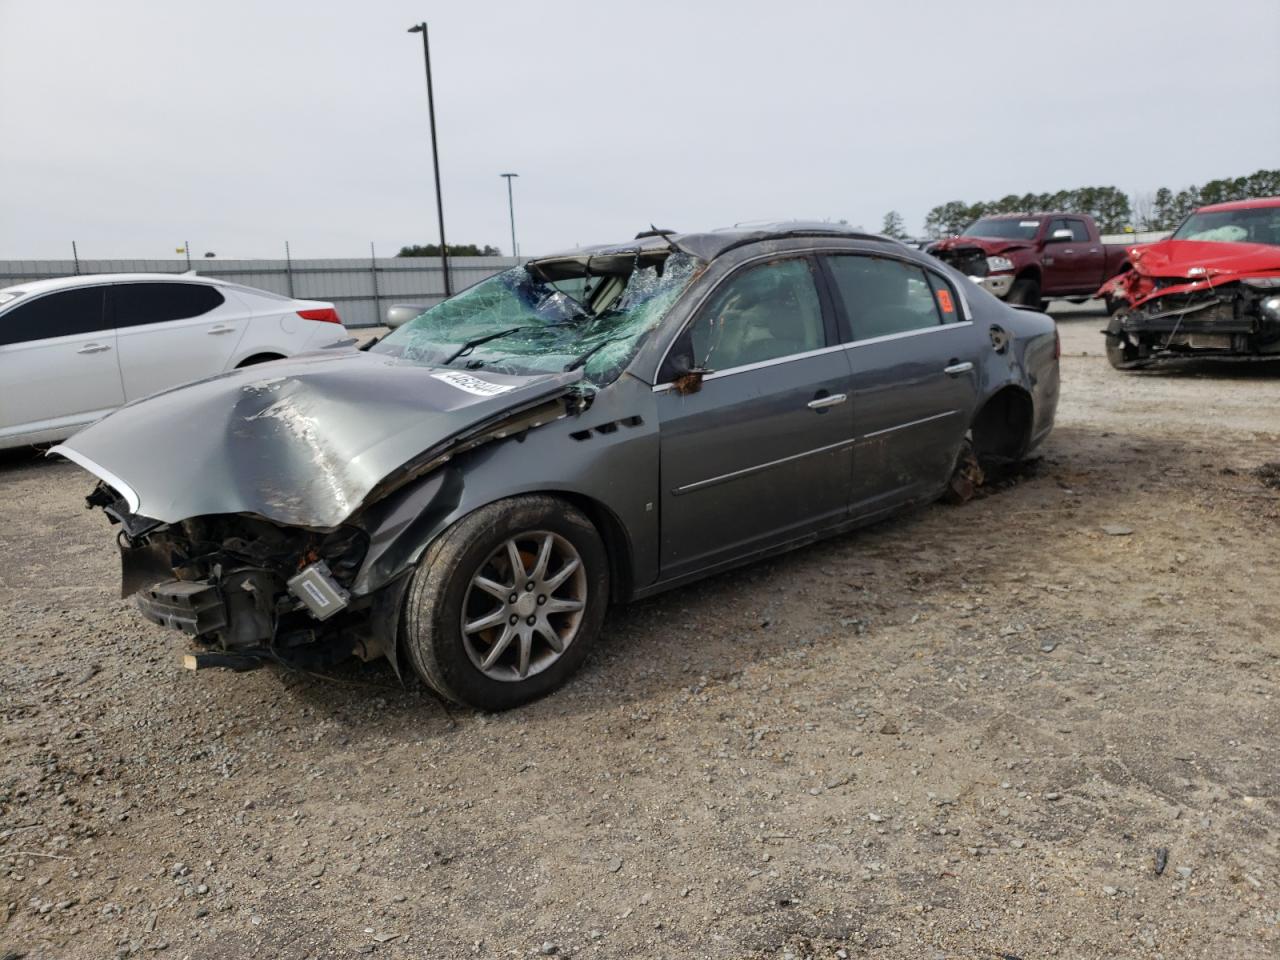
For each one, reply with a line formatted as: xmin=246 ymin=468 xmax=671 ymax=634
xmin=531 ymin=221 xmax=898 ymax=271
xmin=1194 ymin=196 xmax=1280 ymax=213
xmin=977 ymin=212 xmax=1080 ymax=220
xmin=0 ymin=272 xmax=233 ymax=297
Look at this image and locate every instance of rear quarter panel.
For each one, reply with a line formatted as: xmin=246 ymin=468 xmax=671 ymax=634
xmin=964 ymin=281 xmax=1059 ymax=448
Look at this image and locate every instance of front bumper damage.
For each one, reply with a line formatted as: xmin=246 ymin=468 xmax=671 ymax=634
xmin=931 ymin=244 xmax=1014 ymax=300
xmin=972 ymin=273 xmax=1013 ymax=299
xmin=56 ymin=351 xmax=593 ymax=674
xmin=95 ymin=483 xmax=392 ymax=673
xmin=1105 ymin=279 xmax=1280 ymax=361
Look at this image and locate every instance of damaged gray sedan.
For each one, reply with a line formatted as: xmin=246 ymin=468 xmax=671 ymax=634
xmin=54 ymin=223 xmax=1059 ymax=709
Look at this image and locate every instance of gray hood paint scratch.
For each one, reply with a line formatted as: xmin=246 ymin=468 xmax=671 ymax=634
xmin=53 ymin=350 xmax=582 ymax=529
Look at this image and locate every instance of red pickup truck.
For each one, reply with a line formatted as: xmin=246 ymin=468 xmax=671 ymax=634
xmin=929 ymin=213 xmax=1133 ymax=311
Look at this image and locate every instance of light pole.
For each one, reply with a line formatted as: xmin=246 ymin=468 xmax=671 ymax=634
xmin=407 ymin=22 xmax=452 ymax=297
xmin=500 ymin=172 xmax=519 ymax=259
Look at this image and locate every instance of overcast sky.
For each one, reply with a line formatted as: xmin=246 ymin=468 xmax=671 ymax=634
xmin=2 ymin=0 xmax=1278 ymax=260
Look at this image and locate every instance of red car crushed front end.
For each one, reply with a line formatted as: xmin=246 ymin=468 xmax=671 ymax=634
xmin=1099 ymin=198 xmax=1280 ymax=368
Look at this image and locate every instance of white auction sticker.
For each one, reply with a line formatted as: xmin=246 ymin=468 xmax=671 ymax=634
xmin=432 ymin=370 xmax=517 ymax=397
xmin=1019 ymin=220 xmax=1039 ymax=228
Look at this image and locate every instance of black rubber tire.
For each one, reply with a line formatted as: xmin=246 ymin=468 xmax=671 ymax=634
xmin=1038 ymin=298 xmax=1053 ymax=313
xmin=1104 ymin=294 xmax=1124 ymax=316
xmin=942 ymin=436 xmax=985 ymax=505
xmin=1008 ymin=276 xmax=1041 ymax=308
xmin=1104 ymin=314 xmax=1142 ymax=370
xmin=400 ymin=495 xmax=609 ymax=711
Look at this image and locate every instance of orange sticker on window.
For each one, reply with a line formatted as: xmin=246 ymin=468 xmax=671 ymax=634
xmin=936 ymin=288 xmax=955 ymax=314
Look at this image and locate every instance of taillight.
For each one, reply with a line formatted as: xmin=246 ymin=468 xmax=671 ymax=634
xmin=297 ymin=307 xmax=341 ymax=324
xmin=1053 ymin=326 xmax=1061 ymax=360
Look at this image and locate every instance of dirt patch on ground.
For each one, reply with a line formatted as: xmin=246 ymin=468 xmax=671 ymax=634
xmin=1 ymin=312 xmax=1278 ymax=959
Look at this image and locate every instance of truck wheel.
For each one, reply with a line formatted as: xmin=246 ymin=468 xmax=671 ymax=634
xmin=1008 ymin=276 xmax=1041 ymax=308
xmin=400 ymin=496 xmax=609 ymax=711
xmin=1038 ymin=299 xmax=1053 ymax=313
xmin=1104 ymin=315 xmax=1142 ymax=370
xmin=1104 ymin=294 xmax=1124 ymax=316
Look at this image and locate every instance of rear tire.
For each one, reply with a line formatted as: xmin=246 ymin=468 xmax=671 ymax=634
xmin=400 ymin=495 xmax=609 ymax=710
xmin=1104 ymin=315 xmax=1142 ymax=370
xmin=1008 ymin=276 xmax=1041 ymax=308
xmin=942 ymin=435 xmax=985 ymax=505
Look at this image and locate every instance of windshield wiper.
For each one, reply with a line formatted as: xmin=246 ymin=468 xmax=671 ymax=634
xmin=563 ymin=337 xmax=621 ymax=372
xmin=441 ymin=326 xmax=530 ymax=365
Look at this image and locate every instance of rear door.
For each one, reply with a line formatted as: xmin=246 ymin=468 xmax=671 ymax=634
xmin=110 ymin=281 xmax=250 ymax=400
xmin=0 ymin=286 xmax=123 ymax=445
xmin=655 ymin=256 xmax=856 ymax=581
xmin=819 ymin=254 xmax=982 ymax=514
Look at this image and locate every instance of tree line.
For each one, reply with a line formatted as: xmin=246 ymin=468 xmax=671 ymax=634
xmin=397 ymin=243 xmax=502 ymax=257
xmin=883 ymin=168 xmax=1279 ymax=240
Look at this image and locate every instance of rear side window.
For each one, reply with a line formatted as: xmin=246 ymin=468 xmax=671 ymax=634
xmin=111 ymin=282 xmax=225 ymax=327
xmin=824 ymin=256 xmax=942 ymax=341
xmin=925 ymin=272 xmax=962 ymax=323
xmin=0 ymin=287 xmax=108 ymax=346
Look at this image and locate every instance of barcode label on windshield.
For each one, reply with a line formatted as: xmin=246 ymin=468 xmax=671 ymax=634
xmin=432 ymin=370 xmax=517 ymax=397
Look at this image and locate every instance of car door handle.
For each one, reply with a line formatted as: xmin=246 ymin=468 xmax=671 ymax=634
xmin=77 ymin=343 xmax=111 ymax=354
xmin=807 ymin=393 xmax=847 ymax=410
xmin=207 ymin=325 xmax=235 ymax=335
xmin=943 ymin=361 xmax=974 ymax=376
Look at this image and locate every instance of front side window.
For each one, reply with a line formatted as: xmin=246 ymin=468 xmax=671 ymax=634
xmin=0 ymin=287 xmax=108 ymax=346
xmin=825 ymin=256 xmax=942 ymax=341
xmin=374 ymin=252 xmax=699 ymax=387
xmin=683 ymin=258 xmax=824 ymax=373
xmin=111 ymin=282 xmax=226 ymax=327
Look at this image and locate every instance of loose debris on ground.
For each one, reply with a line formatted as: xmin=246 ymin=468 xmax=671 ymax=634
xmin=1 ymin=314 xmax=1277 ymax=958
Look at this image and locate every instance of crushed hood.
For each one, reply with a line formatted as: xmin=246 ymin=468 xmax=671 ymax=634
xmin=931 ymin=236 xmax=1034 ymax=257
xmin=1099 ymin=238 xmax=1280 ymax=306
xmin=1125 ymin=238 xmax=1280 ymax=281
xmin=52 ymin=350 xmax=582 ymax=530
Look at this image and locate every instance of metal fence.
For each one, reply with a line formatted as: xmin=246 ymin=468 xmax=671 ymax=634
xmin=0 ymin=256 xmax=523 ymax=328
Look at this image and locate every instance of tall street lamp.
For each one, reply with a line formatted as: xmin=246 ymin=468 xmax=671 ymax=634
xmin=407 ymin=22 xmax=452 ymax=297
xmin=500 ymin=172 xmax=519 ymax=259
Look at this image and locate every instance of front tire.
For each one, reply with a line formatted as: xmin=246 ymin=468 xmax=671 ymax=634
xmin=401 ymin=495 xmax=609 ymax=710
xmin=1008 ymin=275 xmax=1041 ymax=308
xmin=1104 ymin=314 xmax=1143 ymax=370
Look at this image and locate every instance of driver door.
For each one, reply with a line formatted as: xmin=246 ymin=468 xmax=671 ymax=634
xmin=655 ymin=257 xmax=855 ymax=582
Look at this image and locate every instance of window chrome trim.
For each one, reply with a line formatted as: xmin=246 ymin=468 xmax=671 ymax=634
xmin=862 ymin=409 xmax=959 ymax=439
xmin=651 ymin=320 xmax=975 ymax=392
xmin=844 ymin=320 xmax=974 ymax=350
xmin=672 ymin=437 xmax=854 ymax=495
xmin=651 ymin=246 xmax=974 ymax=387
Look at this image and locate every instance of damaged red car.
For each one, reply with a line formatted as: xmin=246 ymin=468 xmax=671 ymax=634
xmin=1100 ymin=197 xmax=1280 ymax=369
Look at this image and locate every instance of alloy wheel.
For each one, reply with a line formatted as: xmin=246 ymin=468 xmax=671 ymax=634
xmin=460 ymin=531 xmax=588 ymax=681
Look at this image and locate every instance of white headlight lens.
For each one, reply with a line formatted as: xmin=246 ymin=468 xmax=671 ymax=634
xmin=986 ymin=256 xmax=1014 ymax=273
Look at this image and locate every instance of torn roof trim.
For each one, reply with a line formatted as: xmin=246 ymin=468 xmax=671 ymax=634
xmin=525 ymin=222 xmax=895 ymax=279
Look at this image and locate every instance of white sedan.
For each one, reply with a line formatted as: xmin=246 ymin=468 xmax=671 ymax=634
xmin=0 ymin=273 xmax=349 ymax=450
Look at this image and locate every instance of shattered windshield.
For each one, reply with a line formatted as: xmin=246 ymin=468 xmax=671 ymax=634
xmin=1172 ymin=207 xmax=1280 ymax=246
xmin=962 ymin=218 xmax=1040 ymax=240
xmin=374 ymin=252 xmax=699 ymax=386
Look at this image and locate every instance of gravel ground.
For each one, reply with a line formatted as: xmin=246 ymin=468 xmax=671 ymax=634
xmin=1 ymin=308 xmax=1278 ymax=959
